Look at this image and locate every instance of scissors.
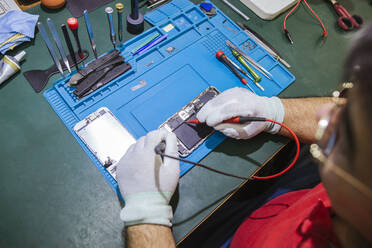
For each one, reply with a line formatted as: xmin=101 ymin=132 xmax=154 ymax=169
xmin=329 ymin=0 xmax=363 ymax=31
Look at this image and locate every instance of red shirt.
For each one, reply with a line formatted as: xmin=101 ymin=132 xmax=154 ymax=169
xmin=230 ymin=183 xmax=340 ymax=248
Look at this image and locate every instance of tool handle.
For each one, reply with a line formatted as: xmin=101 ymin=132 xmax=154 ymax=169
xmin=333 ymin=3 xmax=361 ymax=29
xmin=61 ymin=24 xmax=78 ymax=71
xmin=105 ymin=7 xmax=116 ymax=44
xmin=224 ymin=116 xmax=266 ymax=123
xmin=236 ymin=54 xmax=261 ymax=82
xmin=131 ymin=0 xmax=139 ymax=19
xmin=188 ymin=116 xmax=266 ymax=125
xmin=116 ymin=3 xmax=124 ymax=42
xmin=67 ymin=18 xmax=83 ymax=58
xmin=83 ymin=10 xmax=95 ymax=40
xmin=138 ymin=34 xmax=167 ymax=55
xmin=216 ymin=50 xmax=247 ymax=85
xmin=67 ymin=17 xmax=79 ymax=30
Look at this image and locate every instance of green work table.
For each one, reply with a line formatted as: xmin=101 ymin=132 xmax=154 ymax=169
xmin=1 ymin=0 xmax=371 ymax=247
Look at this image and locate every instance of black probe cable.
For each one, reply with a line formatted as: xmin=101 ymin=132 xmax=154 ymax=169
xmin=155 ymin=117 xmax=300 ymax=180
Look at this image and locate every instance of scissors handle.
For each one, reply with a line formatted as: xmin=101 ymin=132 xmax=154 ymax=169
xmin=333 ymin=3 xmax=363 ymax=30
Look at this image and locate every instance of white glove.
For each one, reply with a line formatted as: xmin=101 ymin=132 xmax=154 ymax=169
xmin=116 ymin=129 xmax=179 ymax=227
xmin=196 ymin=87 xmax=284 ymax=139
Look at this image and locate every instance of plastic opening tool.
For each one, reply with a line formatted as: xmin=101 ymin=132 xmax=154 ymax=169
xmin=37 ymin=22 xmax=64 ymax=77
xmin=47 ymin=18 xmax=71 ymax=74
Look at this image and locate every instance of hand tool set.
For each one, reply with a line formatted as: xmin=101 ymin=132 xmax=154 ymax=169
xmin=24 ymin=4 xmax=136 ymax=97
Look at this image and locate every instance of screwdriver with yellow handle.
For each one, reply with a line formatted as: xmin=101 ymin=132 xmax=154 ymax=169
xmin=231 ymin=48 xmax=265 ymax=91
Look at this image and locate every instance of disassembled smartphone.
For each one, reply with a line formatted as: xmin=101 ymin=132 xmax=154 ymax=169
xmin=73 ymin=107 xmax=136 ymax=180
xmin=160 ymin=86 xmax=220 ymax=157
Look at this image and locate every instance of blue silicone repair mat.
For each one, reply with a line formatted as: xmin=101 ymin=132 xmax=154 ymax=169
xmin=44 ymin=0 xmax=295 ymax=195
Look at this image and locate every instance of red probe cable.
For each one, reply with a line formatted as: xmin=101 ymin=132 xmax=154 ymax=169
xmin=157 ymin=118 xmax=300 ymax=181
xmin=283 ymin=0 xmax=328 ymax=44
xmin=252 ymin=118 xmax=300 ymax=180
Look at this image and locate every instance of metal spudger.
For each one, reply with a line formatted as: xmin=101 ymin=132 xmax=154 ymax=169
xmin=47 ymin=18 xmax=71 ymax=74
xmin=105 ymin=7 xmax=116 ymax=49
xmin=83 ymin=10 xmax=98 ymax=59
xmin=61 ymin=24 xmax=79 ymax=72
xmin=37 ymin=22 xmax=64 ymax=77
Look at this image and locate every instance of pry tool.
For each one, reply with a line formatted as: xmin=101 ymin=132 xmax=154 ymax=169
xmin=47 ymin=18 xmax=71 ymax=74
xmin=105 ymin=7 xmax=117 ymax=50
xmin=116 ymin=3 xmax=124 ymax=46
xmin=83 ymin=10 xmax=98 ymax=59
xmin=61 ymin=24 xmax=79 ymax=72
xmin=67 ymin=17 xmax=84 ymax=59
xmin=216 ymin=50 xmax=256 ymax=94
xmin=37 ymin=22 xmax=64 ymax=77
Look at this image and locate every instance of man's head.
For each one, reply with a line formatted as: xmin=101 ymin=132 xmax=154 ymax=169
xmin=315 ymin=23 xmax=372 ymax=243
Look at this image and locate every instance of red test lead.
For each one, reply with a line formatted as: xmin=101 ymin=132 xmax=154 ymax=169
xmin=182 ymin=116 xmax=301 ymax=180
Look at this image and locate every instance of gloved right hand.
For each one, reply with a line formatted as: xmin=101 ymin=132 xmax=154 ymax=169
xmin=196 ymin=87 xmax=284 ymax=139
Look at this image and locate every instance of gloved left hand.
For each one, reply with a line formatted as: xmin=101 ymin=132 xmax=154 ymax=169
xmin=116 ymin=129 xmax=179 ymax=227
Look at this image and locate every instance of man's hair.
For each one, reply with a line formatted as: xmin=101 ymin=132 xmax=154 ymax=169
xmin=343 ymin=22 xmax=372 ymax=119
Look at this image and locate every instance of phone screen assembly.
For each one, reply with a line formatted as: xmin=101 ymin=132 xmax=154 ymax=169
xmin=73 ymin=107 xmax=136 ymax=180
xmin=160 ymin=86 xmax=220 ymax=157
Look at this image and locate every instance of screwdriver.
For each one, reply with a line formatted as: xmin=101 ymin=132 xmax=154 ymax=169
xmin=105 ymin=7 xmax=117 ymax=50
xmin=231 ymin=49 xmax=265 ymax=91
xmin=67 ymin=17 xmax=84 ymax=59
xmin=188 ymin=116 xmax=266 ymax=124
xmin=83 ymin=10 xmax=98 ymax=59
xmin=216 ymin=50 xmax=255 ymax=94
xmin=116 ymin=3 xmax=124 ymax=46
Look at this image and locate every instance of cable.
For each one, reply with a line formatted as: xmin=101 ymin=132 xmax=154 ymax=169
xmin=156 ymin=118 xmax=300 ymax=181
xmin=283 ymin=0 xmax=327 ymax=44
xmin=252 ymin=119 xmax=300 ymax=179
